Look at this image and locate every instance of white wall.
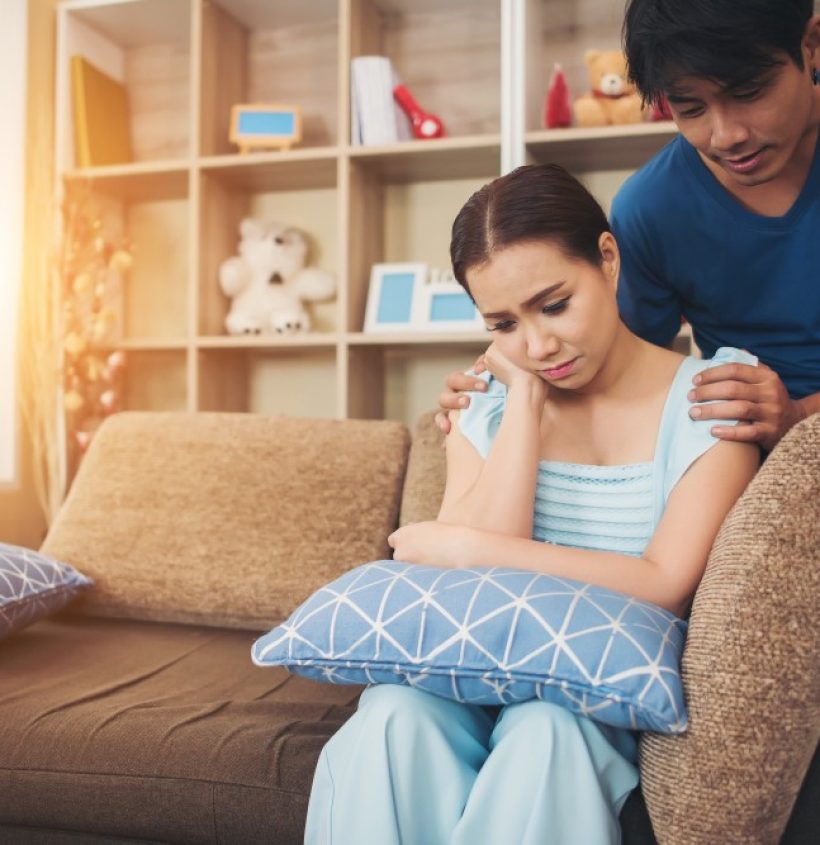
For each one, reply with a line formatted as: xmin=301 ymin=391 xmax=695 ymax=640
xmin=0 ymin=0 xmax=28 ymax=485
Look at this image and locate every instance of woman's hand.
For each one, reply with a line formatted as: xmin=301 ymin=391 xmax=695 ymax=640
xmin=388 ymin=522 xmax=482 ymax=570
xmin=482 ymin=343 xmax=544 ymax=392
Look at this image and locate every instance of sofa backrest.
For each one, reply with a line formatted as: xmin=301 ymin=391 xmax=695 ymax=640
xmin=399 ymin=411 xmax=446 ymax=526
xmin=42 ymin=412 xmax=410 ymax=631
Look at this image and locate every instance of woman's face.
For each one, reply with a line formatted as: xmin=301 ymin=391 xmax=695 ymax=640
xmin=466 ymin=235 xmax=622 ymax=391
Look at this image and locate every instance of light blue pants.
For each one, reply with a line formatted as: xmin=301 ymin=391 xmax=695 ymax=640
xmin=305 ymin=684 xmax=640 ymax=845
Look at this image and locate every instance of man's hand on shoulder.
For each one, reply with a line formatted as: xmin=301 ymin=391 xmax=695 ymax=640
xmin=687 ymin=360 xmax=806 ymax=451
xmin=435 ymin=355 xmax=489 ymax=435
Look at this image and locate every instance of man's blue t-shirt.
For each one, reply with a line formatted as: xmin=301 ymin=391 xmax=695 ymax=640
xmin=611 ymin=133 xmax=820 ymax=400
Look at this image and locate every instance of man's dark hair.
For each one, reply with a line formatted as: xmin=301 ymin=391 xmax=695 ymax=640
xmin=450 ymin=164 xmax=610 ymax=298
xmin=623 ymin=0 xmax=815 ymax=104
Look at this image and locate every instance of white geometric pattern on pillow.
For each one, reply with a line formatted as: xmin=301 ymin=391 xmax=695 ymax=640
xmin=0 ymin=542 xmax=93 ymax=639
xmin=252 ymin=560 xmax=688 ymax=733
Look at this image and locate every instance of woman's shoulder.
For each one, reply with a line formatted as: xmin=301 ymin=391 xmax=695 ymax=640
xmin=670 ymin=346 xmax=757 ymax=396
xmin=655 ymin=346 xmax=757 ymax=507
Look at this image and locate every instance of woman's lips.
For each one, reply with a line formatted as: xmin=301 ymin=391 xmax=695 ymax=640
xmin=540 ymin=358 xmax=577 ymax=379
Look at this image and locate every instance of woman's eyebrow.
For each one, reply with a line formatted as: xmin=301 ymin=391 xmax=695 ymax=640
xmin=481 ymin=282 xmax=565 ymax=320
xmin=520 ymin=282 xmax=565 ymax=309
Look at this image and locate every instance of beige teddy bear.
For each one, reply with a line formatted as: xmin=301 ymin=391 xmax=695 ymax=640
xmin=573 ymin=49 xmax=644 ymax=127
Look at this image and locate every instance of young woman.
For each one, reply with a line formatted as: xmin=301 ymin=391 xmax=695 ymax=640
xmin=304 ymin=164 xmax=760 ymax=845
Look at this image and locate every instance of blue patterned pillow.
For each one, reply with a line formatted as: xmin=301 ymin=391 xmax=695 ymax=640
xmin=252 ymin=560 xmax=688 ymax=733
xmin=0 ymin=543 xmax=93 ymax=639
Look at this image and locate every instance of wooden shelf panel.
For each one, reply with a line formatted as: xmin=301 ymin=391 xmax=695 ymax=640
xmin=211 ymin=0 xmax=337 ymax=30
xmin=65 ymin=160 xmax=190 ymax=202
xmin=64 ymin=0 xmax=191 ymax=48
xmin=347 ymin=332 xmax=488 ymax=347
xmin=116 ymin=338 xmax=190 ymax=351
xmin=348 ymin=135 xmax=501 ymax=183
xmin=526 ymin=123 xmax=678 ymax=172
xmin=199 ymin=150 xmax=338 ymax=191
xmin=197 ymin=334 xmax=339 ymax=349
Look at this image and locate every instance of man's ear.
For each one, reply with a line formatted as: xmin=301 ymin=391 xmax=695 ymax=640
xmin=803 ymin=14 xmax=820 ymax=71
xmin=598 ymin=231 xmax=620 ymax=293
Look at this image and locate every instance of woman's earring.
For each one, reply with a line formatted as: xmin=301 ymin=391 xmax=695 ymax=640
xmin=813 ymin=67 xmax=820 ymax=85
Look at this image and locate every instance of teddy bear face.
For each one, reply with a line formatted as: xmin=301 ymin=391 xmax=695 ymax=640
xmin=585 ymin=50 xmax=637 ymax=98
xmin=238 ymin=220 xmax=308 ymax=283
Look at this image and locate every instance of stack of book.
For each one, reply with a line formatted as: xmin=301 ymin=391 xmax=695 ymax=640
xmin=350 ymin=56 xmax=413 ymax=146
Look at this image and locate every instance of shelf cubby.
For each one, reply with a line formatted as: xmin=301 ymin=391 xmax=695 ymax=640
xmin=198 ymin=164 xmax=339 ymax=338
xmin=350 ymin=0 xmax=501 ymax=143
xmin=201 ymin=0 xmax=340 ymax=156
xmin=123 ymin=349 xmax=190 ymax=411
xmin=198 ymin=347 xmax=338 ymax=417
xmin=58 ymin=0 xmax=193 ymax=171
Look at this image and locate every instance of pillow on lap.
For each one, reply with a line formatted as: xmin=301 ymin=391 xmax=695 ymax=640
xmin=0 ymin=542 xmax=93 ymax=640
xmin=252 ymin=560 xmax=687 ymax=733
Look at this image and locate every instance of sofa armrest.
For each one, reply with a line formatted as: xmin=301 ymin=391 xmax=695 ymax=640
xmin=640 ymin=414 xmax=820 ymax=844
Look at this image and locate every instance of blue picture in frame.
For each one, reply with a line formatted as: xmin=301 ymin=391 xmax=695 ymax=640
xmin=364 ymin=263 xmax=427 ymax=333
xmin=417 ymin=277 xmax=485 ymax=333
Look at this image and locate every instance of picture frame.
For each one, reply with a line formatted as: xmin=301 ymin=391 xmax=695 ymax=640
xmin=415 ymin=271 xmax=484 ymax=333
xmin=363 ymin=263 xmax=428 ymax=333
xmin=229 ymin=103 xmax=302 ymax=154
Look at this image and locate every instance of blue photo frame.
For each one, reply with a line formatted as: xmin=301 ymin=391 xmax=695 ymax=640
xmin=416 ymin=277 xmax=484 ymax=333
xmin=364 ymin=263 xmax=427 ymax=333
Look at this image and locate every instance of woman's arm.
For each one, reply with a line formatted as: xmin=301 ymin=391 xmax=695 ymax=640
xmin=392 ymin=437 xmax=759 ymax=616
xmin=437 ymin=349 xmax=547 ymax=539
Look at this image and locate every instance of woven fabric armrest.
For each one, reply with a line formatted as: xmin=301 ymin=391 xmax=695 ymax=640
xmin=640 ymin=413 xmax=820 ymax=844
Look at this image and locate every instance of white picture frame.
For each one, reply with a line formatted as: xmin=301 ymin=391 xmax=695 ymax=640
xmin=415 ymin=271 xmax=485 ymax=333
xmin=363 ymin=262 xmax=428 ymax=333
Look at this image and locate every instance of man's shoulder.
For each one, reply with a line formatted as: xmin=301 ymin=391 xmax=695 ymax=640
xmin=612 ymin=135 xmax=689 ymax=221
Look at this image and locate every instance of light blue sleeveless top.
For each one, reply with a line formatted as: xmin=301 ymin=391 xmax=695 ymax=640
xmin=458 ymin=347 xmax=755 ymax=557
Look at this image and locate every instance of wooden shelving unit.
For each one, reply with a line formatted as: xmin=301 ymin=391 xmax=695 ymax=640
xmin=55 ymin=0 xmax=687 ymax=429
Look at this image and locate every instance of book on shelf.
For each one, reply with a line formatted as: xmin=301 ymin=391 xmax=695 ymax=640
xmin=350 ymin=55 xmax=412 ymax=146
xmin=71 ymin=55 xmax=132 ymax=168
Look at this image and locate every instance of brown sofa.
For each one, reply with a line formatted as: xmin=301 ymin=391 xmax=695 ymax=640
xmin=0 ymin=411 xmax=818 ymax=845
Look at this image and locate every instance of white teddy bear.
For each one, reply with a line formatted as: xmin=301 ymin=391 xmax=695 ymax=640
xmin=219 ymin=218 xmax=336 ymax=335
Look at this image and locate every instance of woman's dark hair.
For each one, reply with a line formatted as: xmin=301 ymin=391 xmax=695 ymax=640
xmin=450 ymin=164 xmax=610 ymax=297
xmin=623 ymin=0 xmax=814 ymax=105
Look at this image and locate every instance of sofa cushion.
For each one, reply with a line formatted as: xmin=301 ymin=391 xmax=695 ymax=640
xmin=0 ymin=543 xmax=92 ymax=640
xmin=639 ymin=413 xmax=820 ymax=844
xmin=41 ymin=412 xmax=410 ymax=630
xmin=0 ymin=615 xmax=360 ymax=845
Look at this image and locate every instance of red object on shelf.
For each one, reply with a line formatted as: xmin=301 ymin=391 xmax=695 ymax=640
xmin=544 ymin=63 xmax=572 ymax=128
xmin=393 ymin=84 xmax=446 ymax=139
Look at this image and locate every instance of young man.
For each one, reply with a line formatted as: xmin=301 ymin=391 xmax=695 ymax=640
xmin=438 ymin=0 xmax=820 ymax=452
